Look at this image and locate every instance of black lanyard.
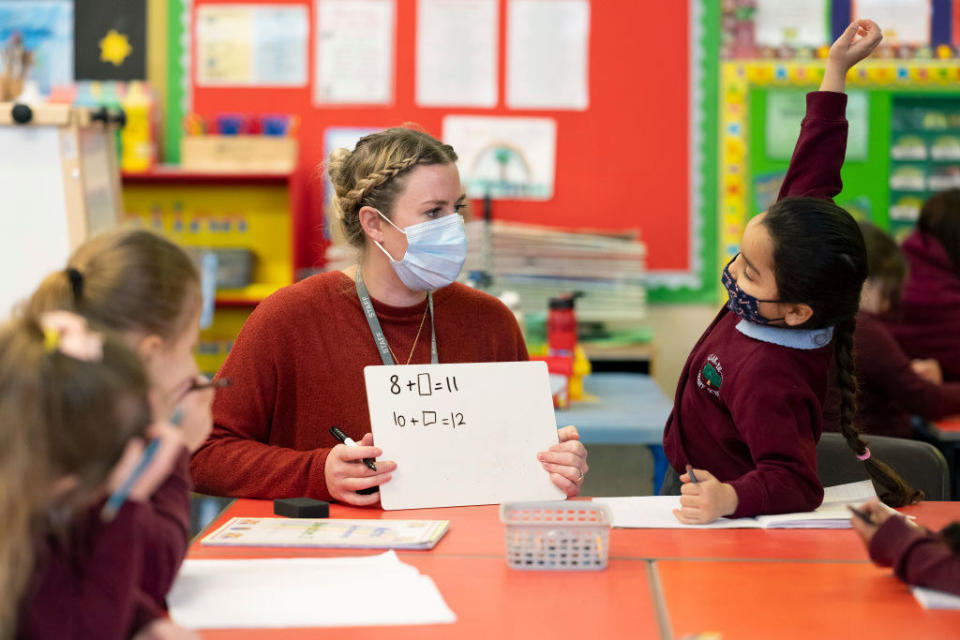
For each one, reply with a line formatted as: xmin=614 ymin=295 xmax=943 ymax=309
xmin=355 ymin=266 xmax=437 ymax=365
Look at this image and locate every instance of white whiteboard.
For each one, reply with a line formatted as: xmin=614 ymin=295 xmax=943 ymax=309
xmin=0 ymin=126 xmax=70 ymax=316
xmin=365 ymin=361 xmax=566 ymax=510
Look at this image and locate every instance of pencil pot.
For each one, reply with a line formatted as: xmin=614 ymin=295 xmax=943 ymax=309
xmin=500 ymin=501 xmax=611 ymax=571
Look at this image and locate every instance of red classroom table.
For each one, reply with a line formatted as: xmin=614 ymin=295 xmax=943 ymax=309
xmin=658 ymin=561 xmax=960 ymax=640
xmin=187 ymin=500 xmax=960 ymax=638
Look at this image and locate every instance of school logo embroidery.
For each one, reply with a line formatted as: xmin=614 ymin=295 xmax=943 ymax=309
xmin=696 ymin=353 xmax=723 ymax=398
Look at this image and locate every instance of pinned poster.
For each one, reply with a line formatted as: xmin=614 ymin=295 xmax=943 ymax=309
xmin=315 ymin=0 xmax=395 ymax=105
xmin=766 ymin=90 xmax=869 ymax=161
xmin=0 ymin=1 xmax=72 ymax=97
xmin=506 ymin=0 xmax=589 ymax=110
xmin=442 ymin=115 xmax=556 ymax=200
xmin=74 ymin=0 xmax=145 ymax=81
xmin=853 ymin=0 xmax=931 ymax=46
xmin=415 ymin=0 xmax=498 ymax=108
xmin=754 ymin=0 xmax=828 ymax=48
xmin=196 ymin=4 xmax=308 ymax=86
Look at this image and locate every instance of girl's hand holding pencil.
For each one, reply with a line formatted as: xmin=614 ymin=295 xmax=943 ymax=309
xmin=673 ymin=466 xmax=740 ymax=525
xmin=102 ymin=421 xmax=185 ymax=521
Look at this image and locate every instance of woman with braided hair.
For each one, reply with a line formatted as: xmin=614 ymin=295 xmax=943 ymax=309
xmin=662 ymin=20 xmax=921 ymax=524
xmin=191 ymin=126 xmax=588 ymax=504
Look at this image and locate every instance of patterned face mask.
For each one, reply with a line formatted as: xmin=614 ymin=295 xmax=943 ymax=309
xmin=721 ymin=254 xmax=784 ymax=325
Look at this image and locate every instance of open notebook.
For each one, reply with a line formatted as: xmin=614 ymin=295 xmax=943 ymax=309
xmin=593 ymin=480 xmax=879 ymax=529
xmin=201 ymin=517 xmax=450 ymax=549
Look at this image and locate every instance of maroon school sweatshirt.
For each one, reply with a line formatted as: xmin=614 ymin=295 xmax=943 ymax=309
xmin=18 ymin=449 xmax=192 ymax=638
xmin=662 ymin=91 xmax=848 ymax=518
xmin=18 ymin=503 xmax=164 ymax=639
xmin=854 ymin=311 xmax=960 ymax=438
xmin=884 ymin=231 xmax=960 ymax=382
xmin=870 ymin=515 xmax=960 ymax=597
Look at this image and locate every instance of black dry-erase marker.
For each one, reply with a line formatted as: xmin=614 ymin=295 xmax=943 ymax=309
xmin=329 ymin=426 xmax=377 ymax=471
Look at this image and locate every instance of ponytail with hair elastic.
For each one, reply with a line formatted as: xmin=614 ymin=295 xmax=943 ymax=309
xmin=66 ymin=268 xmax=83 ymax=302
xmin=833 ymin=317 xmax=923 ymax=507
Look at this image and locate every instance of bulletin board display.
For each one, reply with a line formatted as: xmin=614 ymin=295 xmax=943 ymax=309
xmin=721 ymin=60 xmax=960 ymax=263
xmin=163 ymin=0 xmax=719 ymax=304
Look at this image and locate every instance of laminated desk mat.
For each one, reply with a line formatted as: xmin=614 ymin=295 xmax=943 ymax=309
xmin=201 ymin=517 xmax=450 ymax=549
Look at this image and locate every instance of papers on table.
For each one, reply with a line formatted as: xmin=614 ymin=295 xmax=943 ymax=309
xmin=912 ymin=586 xmax=960 ymax=610
xmin=593 ymin=480 xmax=879 ymax=529
xmin=168 ymin=551 xmax=456 ymax=629
xmin=201 ymin=517 xmax=450 ymax=549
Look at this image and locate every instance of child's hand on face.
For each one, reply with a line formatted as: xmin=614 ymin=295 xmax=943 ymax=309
xmin=828 ymin=19 xmax=883 ymax=71
xmin=672 ymin=466 xmax=739 ymax=525
xmin=106 ymin=422 xmax=185 ymax=503
xmin=173 ymin=375 xmax=214 ymax=452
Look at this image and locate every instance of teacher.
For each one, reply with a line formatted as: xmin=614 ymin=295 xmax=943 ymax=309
xmin=190 ymin=127 xmax=588 ymax=505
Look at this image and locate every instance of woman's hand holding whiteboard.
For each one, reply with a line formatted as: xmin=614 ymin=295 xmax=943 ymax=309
xmin=364 ymin=361 xmax=567 ymax=510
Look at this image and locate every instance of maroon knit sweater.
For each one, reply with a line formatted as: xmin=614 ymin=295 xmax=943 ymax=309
xmin=663 ymin=91 xmax=848 ymax=518
xmin=883 ymin=231 xmax=960 ymax=382
xmin=191 ymin=273 xmax=527 ymax=499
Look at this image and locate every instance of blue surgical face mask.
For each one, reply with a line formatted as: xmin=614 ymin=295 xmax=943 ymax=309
xmin=373 ymin=211 xmax=468 ymax=291
xmin=721 ymin=255 xmax=784 ymax=325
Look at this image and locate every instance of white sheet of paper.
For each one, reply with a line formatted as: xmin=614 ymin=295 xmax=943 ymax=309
xmin=366 ymin=361 xmax=565 ymax=510
xmin=442 ymin=115 xmax=556 ymax=200
xmin=0 ymin=126 xmax=70 ymax=315
xmin=314 ymin=0 xmax=395 ymax=105
xmin=912 ymin=586 xmax=960 ymax=610
xmin=594 ymin=481 xmax=879 ymax=529
xmin=592 ymin=496 xmax=762 ymax=529
xmin=196 ymin=4 xmax=308 ymax=86
xmin=506 ymin=0 xmax=589 ymax=110
xmin=754 ymin=0 xmax=827 ymax=48
xmin=853 ymin=0 xmax=931 ymax=45
xmin=416 ymin=0 xmax=498 ymax=107
xmin=168 ymin=551 xmax=456 ymax=629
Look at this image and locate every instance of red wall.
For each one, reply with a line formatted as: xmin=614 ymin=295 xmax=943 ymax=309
xmin=192 ymin=0 xmax=689 ymax=273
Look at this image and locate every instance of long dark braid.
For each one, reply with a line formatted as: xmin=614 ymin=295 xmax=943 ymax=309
xmin=764 ymin=198 xmax=922 ymax=507
xmin=834 ymin=317 xmax=922 ymax=506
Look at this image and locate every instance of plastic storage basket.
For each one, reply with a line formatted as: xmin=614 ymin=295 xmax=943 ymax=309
xmin=500 ymin=501 xmax=612 ymax=570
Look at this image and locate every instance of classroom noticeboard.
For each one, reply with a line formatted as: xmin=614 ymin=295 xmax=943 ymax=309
xmin=365 ymin=361 xmax=566 ymax=510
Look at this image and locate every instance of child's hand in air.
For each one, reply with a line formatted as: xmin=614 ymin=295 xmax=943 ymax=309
xmin=672 ymin=466 xmax=739 ymax=525
xmin=821 ymin=20 xmax=882 ymax=92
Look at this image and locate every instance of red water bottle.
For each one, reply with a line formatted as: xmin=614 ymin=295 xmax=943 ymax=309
xmin=547 ymin=294 xmax=578 ymax=358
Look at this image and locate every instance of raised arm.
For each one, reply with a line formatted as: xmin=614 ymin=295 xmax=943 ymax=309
xmin=777 ymin=20 xmax=882 ymax=201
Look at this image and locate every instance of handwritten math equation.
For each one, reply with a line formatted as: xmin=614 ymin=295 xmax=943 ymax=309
xmin=389 ymin=373 xmax=460 ymax=396
xmin=392 ymin=411 xmax=467 ymax=428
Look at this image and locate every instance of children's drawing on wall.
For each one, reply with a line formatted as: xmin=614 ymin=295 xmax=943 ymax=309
xmin=0 ymin=0 xmax=72 ymax=100
xmin=442 ymin=115 xmax=556 ymax=200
